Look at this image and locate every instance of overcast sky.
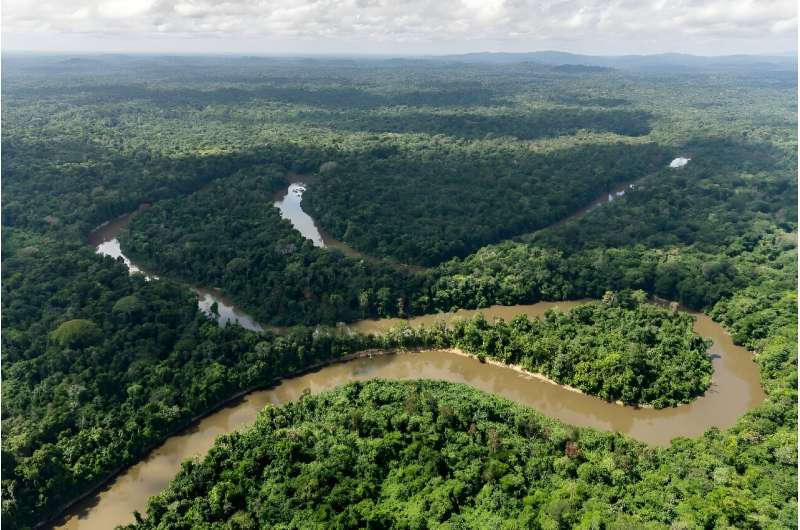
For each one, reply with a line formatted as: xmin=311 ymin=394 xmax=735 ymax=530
xmin=2 ymin=0 xmax=797 ymax=56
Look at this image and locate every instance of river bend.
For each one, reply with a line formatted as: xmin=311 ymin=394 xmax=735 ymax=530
xmin=63 ymin=173 xmax=764 ymax=529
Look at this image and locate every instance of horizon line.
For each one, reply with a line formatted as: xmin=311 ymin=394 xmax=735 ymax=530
xmin=3 ymin=49 xmax=797 ymax=59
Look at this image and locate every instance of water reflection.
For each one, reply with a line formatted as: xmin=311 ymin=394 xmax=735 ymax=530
xmin=273 ymin=183 xmax=325 ymax=247
xmin=88 ymin=213 xmax=263 ymax=332
xmin=273 ymin=181 xmax=428 ymax=272
xmin=194 ymin=287 xmax=264 ymax=332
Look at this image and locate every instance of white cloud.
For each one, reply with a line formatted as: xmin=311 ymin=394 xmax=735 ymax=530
xmin=1 ymin=0 xmax=796 ymax=54
xmin=97 ymin=0 xmax=158 ymax=18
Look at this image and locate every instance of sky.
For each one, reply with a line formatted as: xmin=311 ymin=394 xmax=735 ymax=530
xmin=2 ymin=0 xmax=797 ymax=56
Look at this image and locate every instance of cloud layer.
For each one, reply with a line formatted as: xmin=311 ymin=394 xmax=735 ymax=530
xmin=3 ymin=0 xmax=797 ymax=54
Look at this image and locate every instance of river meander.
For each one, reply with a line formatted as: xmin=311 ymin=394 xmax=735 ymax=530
xmin=88 ymin=212 xmax=264 ymax=332
xmin=61 ymin=180 xmax=764 ymax=530
xmin=52 ymin=302 xmax=764 ymax=529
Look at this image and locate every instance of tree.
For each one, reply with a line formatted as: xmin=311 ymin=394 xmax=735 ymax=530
xmin=358 ymin=290 xmax=371 ymax=318
xmin=50 ymin=319 xmax=101 ymax=348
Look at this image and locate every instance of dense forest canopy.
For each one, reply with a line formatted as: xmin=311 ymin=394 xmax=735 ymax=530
xmin=119 ymin=170 xmax=421 ymax=325
xmin=124 ymin=378 xmax=797 ymax=529
xmin=301 ymin=141 xmax=668 ymax=265
xmin=445 ymin=295 xmax=713 ymax=408
xmin=1 ymin=54 xmax=796 ymax=529
xmin=1 ymin=227 xmax=387 ymax=529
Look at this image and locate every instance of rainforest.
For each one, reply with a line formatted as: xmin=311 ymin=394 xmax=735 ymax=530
xmin=1 ymin=53 xmax=796 ymax=529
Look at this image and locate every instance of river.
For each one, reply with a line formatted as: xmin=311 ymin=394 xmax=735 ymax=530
xmin=61 ymin=173 xmax=764 ymax=529
xmin=51 ymin=299 xmax=764 ymax=529
xmin=273 ymin=181 xmax=428 ymax=273
xmin=273 ymin=183 xmax=326 ymax=247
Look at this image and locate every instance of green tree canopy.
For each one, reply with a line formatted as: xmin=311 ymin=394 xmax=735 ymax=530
xmin=49 ymin=319 xmax=101 ymax=348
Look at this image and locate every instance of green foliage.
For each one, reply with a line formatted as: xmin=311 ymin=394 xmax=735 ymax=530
xmin=120 ymin=171 xmax=421 ymax=325
xmin=534 ymin=137 xmax=796 ymax=254
xmin=124 ymin=378 xmax=797 ymax=530
xmin=303 ymin=141 xmax=668 ymax=265
xmin=1 ymin=55 xmax=796 ymax=529
xmin=0 ymin=232 xmax=378 ymax=529
xmin=49 ymin=319 xmax=101 ymax=349
xmin=446 ymin=295 xmax=712 ymax=407
xmin=294 ymin=107 xmax=654 ymax=140
xmin=111 ymin=295 xmax=144 ymax=318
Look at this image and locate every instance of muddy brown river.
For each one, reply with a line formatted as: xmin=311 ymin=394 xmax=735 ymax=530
xmin=52 ymin=300 xmax=765 ymax=529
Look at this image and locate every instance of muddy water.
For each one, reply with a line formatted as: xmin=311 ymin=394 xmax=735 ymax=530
xmin=88 ymin=212 xmax=264 ymax=332
xmin=72 ymin=181 xmax=764 ymax=529
xmin=51 ymin=300 xmax=764 ymax=530
xmin=349 ymin=301 xmax=765 ymax=443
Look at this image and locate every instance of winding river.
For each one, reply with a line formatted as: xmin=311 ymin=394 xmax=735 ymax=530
xmin=52 ymin=304 xmax=764 ymax=529
xmin=58 ymin=177 xmax=763 ymax=530
xmin=88 ymin=213 xmax=264 ymax=332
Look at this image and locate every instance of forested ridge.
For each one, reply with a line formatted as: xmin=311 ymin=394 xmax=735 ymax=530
xmin=1 ymin=55 xmax=796 ymax=528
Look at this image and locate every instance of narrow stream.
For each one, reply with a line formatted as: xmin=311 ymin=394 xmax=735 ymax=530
xmin=90 ymin=167 xmax=667 ymax=334
xmin=88 ymin=212 xmax=264 ymax=332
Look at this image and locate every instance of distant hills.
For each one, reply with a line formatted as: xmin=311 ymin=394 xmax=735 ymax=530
xmin=3 ymin=49 xmax=796 ymax=76
xmin=437 ymin=50 xmax=797 ymax=73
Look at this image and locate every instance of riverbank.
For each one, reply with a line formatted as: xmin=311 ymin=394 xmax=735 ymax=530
xmin=277 ymin=173 xmax=649 ymax=271
xmin=443 ymin=348 xmax=658 ymax=409
xmin=518 ymin=173 xmax=649 ymax=242
xmin=43 ymin=346 xmax=386 ymax=529
xmin=51 ymin=315 xmax=764 ymax=528
xmin=274 ymin=179 xmax=428 ymax=273
xmin=89 ymin=167 xmax=656 ymax=332
xmin=64 ymin=173 xmax=764 ymax=529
